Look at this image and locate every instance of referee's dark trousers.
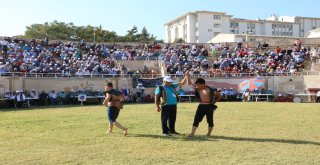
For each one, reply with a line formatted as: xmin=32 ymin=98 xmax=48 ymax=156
xmin=161 ymin=105 xmax=177 ymax=134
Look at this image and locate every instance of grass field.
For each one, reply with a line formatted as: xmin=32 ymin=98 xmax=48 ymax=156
xmin=0 ymin=102 xmax=319 ymax=165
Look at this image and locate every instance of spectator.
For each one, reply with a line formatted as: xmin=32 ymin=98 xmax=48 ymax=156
xmin=4 ymin=90 xmax=12 ymax=99
xmin=316 ymin=90 xmax=320 ymax=103
xmin=136 ymin=83 xmax=145 ymax=103
xmin=57 ymin=90 xmax=66 ymax=104
xmin=68 ymin=90 xmax=77 ymax=105
xmin=39 ymin=90 xmax=49 ymax=106
xmin=48 ymin=90 xmax=58 ymax=105
xmin=15 ymin=90 xmax=30 ymax=108
xmin=242 ymin=89 xmax=251 ymax=102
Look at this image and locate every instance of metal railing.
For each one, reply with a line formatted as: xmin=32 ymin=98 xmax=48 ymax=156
xmin=0 ymin=71 xmax=319 ymax=79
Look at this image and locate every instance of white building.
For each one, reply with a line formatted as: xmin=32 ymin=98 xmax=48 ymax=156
xmin=164 ymin=11 xmax=320 ymax=43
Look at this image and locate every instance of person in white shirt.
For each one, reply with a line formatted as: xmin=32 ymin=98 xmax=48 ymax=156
xmin=15 ymin=91 xmax=30 ymax=108
xmin=316 ymin=90 xmax=320 ymax=103
xmin=4 ymin=90 xmax=12 ymax=99
xmin=48 ymin=90 xmax=58 ymax=105
xmin=242 ymin=89 xmax=251 ymax=102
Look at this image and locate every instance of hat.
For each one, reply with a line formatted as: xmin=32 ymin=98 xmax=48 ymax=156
xmin=163 ymin=76 xmax=174 ymax=83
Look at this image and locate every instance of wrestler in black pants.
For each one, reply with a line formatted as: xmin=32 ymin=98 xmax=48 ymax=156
xmin=193 ymin=104 xmax=215 ymax=128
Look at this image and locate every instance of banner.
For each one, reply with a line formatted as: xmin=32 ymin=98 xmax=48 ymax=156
xmin=205 ymin=77 xmax=268 ymax=92
xmin=78 ymin=94 xmax=87 ymax=101
xmin=133 ymin=78 xmax=163 ymax=88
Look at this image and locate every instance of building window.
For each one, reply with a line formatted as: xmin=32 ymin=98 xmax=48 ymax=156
xmin=247 ymin=23 xmax=255 ymax=29
xmin=208 ymin=29 xmax=213 ymax=32
xmin=213 ymin=23 xmax=221 ymax=28
xmin=213 ymin=15 xmax=221 ymax=20
xmin=272 ymin=24 xmax=276 ymax=29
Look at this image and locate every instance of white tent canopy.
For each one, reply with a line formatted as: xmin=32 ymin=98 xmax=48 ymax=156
xmin=305 ymin=28 xmax=320 ymax=38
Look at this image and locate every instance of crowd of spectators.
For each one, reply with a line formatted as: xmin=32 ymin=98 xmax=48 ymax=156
xmin=0 ymin=37 xmax=162 ymax=77
xmin=163 ymin=39 xmax=320 ymax=77
xmin=1 ymin=37 xmax=320 ymax=78
xmin=1 ymin=86 xmax=157 ymax=108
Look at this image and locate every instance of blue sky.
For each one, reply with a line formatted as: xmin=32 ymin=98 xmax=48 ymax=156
xmin=1 ymin=0 xmax=320 ymax=40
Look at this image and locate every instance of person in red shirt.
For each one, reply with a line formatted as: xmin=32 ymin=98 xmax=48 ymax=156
xmin=276 ymin=46 xmax=281 ymax=54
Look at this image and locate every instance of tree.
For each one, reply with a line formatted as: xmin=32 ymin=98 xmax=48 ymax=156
xmin=140 ymin=26 xmax=150 ymax=42
xmin=24 ymin=21 xmax=161 ymax=43
xmin=125 ymin=25 xmax=139 ymax=42
xmin=25 ymin=24 xmax=47 ymax=39
xmin=174 ymin=38 xmax=185 ymax=43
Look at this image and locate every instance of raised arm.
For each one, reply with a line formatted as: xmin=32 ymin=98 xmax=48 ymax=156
xmin=185 ymin=71 xmax=196 ymax=88
xmin=178 ymin=75 xmax=188 ymax=88
xmin=178 ymin=71 xmax=192 ymax=88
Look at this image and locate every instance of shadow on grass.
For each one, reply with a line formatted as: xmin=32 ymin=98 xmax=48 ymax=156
xmin=129 ymin=134 xmax=320 ymax=146
xmin=214 ymin=135 xmax=320 ymax=146
xmin=129 ymin=133 xmax=218 ymax=142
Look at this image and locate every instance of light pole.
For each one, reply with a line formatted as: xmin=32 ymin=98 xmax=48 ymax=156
xmin=93 ymin=32 xmax=96 ymax=43
xmin=93 ymin=27 xmax=97 ymax=43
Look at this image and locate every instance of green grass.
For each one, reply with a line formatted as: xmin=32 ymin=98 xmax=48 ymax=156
xmin=0 ymin=103 xmax=320 ymax=165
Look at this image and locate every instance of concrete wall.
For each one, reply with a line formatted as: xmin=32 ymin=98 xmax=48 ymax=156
xmin=221 ymin=16 xmax=230 ymax=34
xmin=1 ymin=75 xmax=320 ymax=99
xmin=0 ymin=77 xmax=132 ymax=97
xmin=197 ymin=13 xmax=213 ymax=43
xmin=0 ymin=77 xmax=5 ymax=97
xmin=187 ymin=14 xmax=197 ymax=43
xmin=268 ymin=75 xmax=320 ymax=95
